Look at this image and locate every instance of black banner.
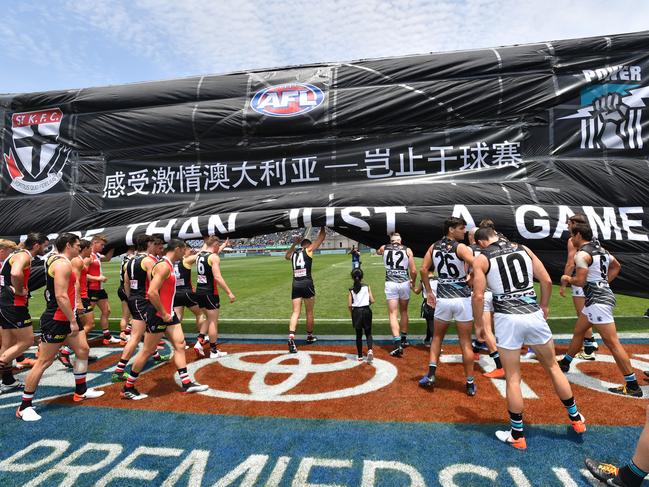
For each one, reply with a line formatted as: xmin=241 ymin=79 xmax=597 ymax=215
xmin=1 ymin=31 xmax=649 ymax=296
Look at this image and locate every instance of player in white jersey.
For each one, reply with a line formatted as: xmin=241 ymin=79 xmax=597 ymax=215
xmin=472 ymin=226 xmax=585 ymax=450
xmin=559 ymin=223 xmax=642 ymax=397
xmin=468 ymin=227 xmax=505 ymax=379
xmin=376 ymin=233 xmax=416 ymax=357
xmin=418 ymin=217 xmax=476 ymax=395
xmin=559 ymin=213 xmax=598 ymax=359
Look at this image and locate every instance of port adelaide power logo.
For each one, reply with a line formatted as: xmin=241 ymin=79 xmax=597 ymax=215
xmin=558 ymin=65 xmax=649 ymax=151
xmin=3 ymin=108 xmax=70 ymax=194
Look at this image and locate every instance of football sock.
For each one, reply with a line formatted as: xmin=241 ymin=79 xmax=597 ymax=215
xmin=509 ymin=411 xmax=524 ymax=439
xmin=489 ymin=351 xmax=502 ymax=369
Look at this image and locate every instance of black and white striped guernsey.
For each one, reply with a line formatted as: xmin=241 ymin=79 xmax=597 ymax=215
xmin=431 ymin=238 xmax=471 ymax=298
xmin=578 ymin=241 xmax=616 ymax=307
xmin=482 ymin=240 xmax=540 ymax=315
xmin=382 ymin=243 xmax=410 ymax=283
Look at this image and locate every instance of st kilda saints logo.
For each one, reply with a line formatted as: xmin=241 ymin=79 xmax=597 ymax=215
xmin=558 ymin=65 xmax=649 ymax=151
xmin=3 ymin=108 xmax=70 ymax=194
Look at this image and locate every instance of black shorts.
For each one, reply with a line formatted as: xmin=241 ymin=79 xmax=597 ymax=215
xmin=292 ymin=279 xmax=315 ymax=299
xmin=195 ymin=293 xmax=220 ymax=310
xmin=117 ymin=287 xmax=128 ymax=302
xmin=146 ymin=308 xmax=180 ymax=334
xmin=40 ymin=311 xmax=71 ymax=343
xmin=127 ymin=296 xmax=150 ymax=321
xmin=89 ymin=289 xmax=109 ymax=302
xmin=76 ymin=297 xmax=93 ymax=317
xmin=421 ymin=301 xmax=435 ymax=320
xmin=175 ymin=290 xmax=199 ymax=308
xmin=351 ymin=306 xmax=372 ymax=330
xmin=0 ymin=305 xmax=32 ymax=329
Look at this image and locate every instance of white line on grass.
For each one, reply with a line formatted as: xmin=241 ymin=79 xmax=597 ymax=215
xmin=94 ymin=315 xmax=643 ymax=322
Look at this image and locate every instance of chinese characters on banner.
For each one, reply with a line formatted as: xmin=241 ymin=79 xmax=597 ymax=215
xmin=103 ymin=141 xmax=522 ymax=198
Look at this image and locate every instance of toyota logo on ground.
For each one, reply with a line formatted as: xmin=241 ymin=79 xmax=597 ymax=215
xmin=250 ymin=83 xmax=325 ymax=117
xmin=181 ymin=351 xmax=397 ymax=402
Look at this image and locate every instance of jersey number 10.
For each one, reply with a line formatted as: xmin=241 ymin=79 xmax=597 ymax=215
xmin=495 ymin=253 xmax=530 ymax=293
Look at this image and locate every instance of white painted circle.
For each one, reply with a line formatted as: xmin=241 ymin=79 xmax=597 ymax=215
xmin=183 ymin=350 xmax=398 ymax=402
xmin=562 ymin=354 xmax=649 ymax=400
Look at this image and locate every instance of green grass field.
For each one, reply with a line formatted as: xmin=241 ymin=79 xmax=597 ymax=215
xmin=28 ymin=253 xmax=649 ymax=335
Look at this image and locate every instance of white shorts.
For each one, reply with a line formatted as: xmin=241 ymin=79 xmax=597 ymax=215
xmin=494 ymin=310 xmax=553 ymax=350
xmin=571 ymin=286 xmax=584 ymax=298
xmin=435 ymin=297 xmax=472 ymax=323
xmin=582 ymin=304 xmax=614 ymax=324
xmin=483 ymin=291 xmax=494 ymax=313
xmin=385 ymin=281 xmax=410 ymax=301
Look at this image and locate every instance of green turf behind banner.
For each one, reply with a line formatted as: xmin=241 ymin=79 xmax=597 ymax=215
xmin=26 ymin=254 xmax=649 ymax=334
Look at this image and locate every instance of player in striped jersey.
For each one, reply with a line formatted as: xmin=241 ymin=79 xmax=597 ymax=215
xmin=121 ymin=239 xmax=207 ymax=400
xmin=117 ymin=247 xmax=135 ymax=345
xmin=0 ymin=239 xmax=35 ymax=370
xmin=418 ymin=217 xmax=476 ymax=395
xmin=559 ymin=223 xmax=642 ymax=397
xmin=57 ymin=239 xmax=94 ymax=368
xmin=560 ymin=214 xmax=599 ymax=360
xmin=111 ymin=235 xmax=166 ymax=382
xmin=0 ymin=232 xmax=49 ymax=393
xmin=173 ymin=245 xmax=207 ymax=355
xmin=377 ymin=233 xmax=416 ymax=356
xmin=195 ymin=236 xmax=236 ymax=357
xmin=468 ymin=227 xmax=505 ymax=379
xmin=17 ymin=234 xmax=105 ymax=421
xmin=473 ymin=226 xmax=585 ymax=449
xmin=86 ymin=235 xmax=118 ymax=345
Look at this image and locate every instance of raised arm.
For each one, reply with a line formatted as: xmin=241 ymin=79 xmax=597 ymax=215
xmin=285 ymin=241 xmax=298 ymax=260
xmin=99 ymin=248 xmax=115 ymax=262
xmin=308 ymin=227 xmax=327 ymax=252
xmin=217 ymin=238 xmax=230 ymax=254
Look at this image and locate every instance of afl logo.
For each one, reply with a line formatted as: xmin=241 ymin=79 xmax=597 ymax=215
xmin=250 ymin=83 xmax=325 ymax=117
